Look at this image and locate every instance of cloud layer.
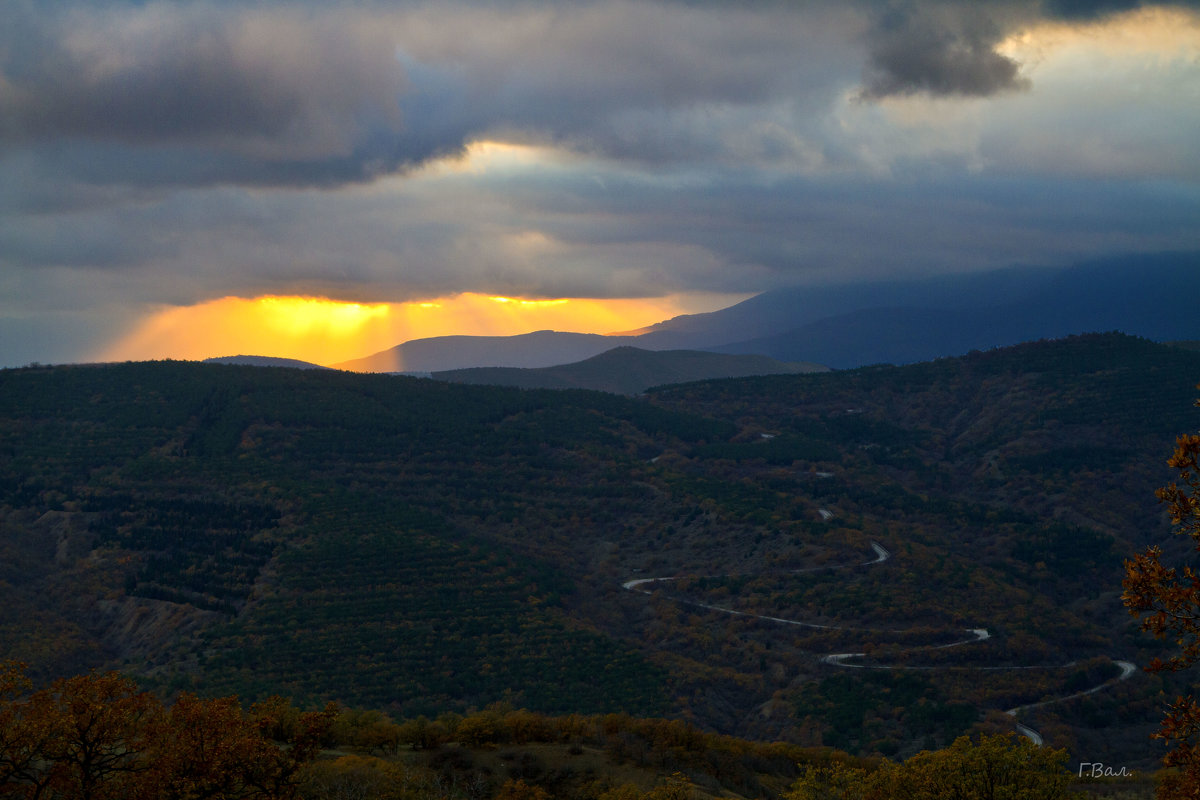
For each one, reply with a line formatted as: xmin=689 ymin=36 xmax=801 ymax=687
xmin=2 ymin=0 xmax=1199 ymax=365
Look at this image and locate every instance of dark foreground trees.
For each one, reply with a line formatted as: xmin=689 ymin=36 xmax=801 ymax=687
xmin=0 ymin=662 xmax=334 ymax=800
xmin=783 ymin=734 xmax=1072 ymax=800
xmin=1124 ymin=384 xmax=1200 ymax=799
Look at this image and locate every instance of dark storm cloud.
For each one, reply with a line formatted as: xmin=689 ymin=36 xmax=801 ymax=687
xmin=466 ymin=166 xmax=1200 ymax=293
xmin=1 ymin=0 xmax=1196 ymax=189
xmin=1042 ymin=0 xmax=1200 ymax=19
xmin=860 ymin=3 xmax=1030 ymax=97
xmin=0 ymin=0 xmax=864 ymax=189
xmin=0 ymin=2 xmax=422 ymax=184
xmin=856 ymin=0 xmax=1199 ymax=98
xmin=1 ymin=0 xmax=1198 ymax=370
xmin=376 ymin=1 xmax=855 ymax=170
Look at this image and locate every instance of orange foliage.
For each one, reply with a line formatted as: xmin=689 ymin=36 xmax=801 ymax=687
xmin=0 ymin=663 xmax=335 ymax=800
xmin=1124 ymin=386 xmax=1200 ymax=798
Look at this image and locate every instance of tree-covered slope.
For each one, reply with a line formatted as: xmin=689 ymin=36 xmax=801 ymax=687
xmin=643 ymin=333 xmax=1200 ymax=761
xmin=1 ymin=333 xmax=1198 ymax=772
xmin=0 ymin=362 xmax=725 ymax=714
xmin=433 ymin=347 xmax=826 ymax=395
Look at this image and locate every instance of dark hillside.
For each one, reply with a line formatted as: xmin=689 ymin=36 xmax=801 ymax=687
xmin=0 ymin=362 xmax=725 ymax=713
xmin=644 ymin=334 xmax=1200 ymax=761
xmin=433 ymin=347 xmax=825 ymax=394
xmin=652 ymin=333 xmax=1200 ymax=538
xmin=1 ymin=334 xmax=1198 ymax=771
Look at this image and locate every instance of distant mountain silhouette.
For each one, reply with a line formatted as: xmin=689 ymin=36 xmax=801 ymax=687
xmin=433 ymin=346 xmax=827 ymax=394
xmin=330 ymin=330 xmax=638 ymax=373
xmin=204 ymin=355 xmax=329 ymax=370
xmin=630 ymin=264 xmax=1057 ymax=351
xmin=714 ymin=253 xmax=1200 ymax=367
xmin=332 ymin=251 xmax=1199 ymax=372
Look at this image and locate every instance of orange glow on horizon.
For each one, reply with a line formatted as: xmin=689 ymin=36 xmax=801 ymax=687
xmin=487 ymin=296 xmax=571 ymax=307
xmin=254 ymin=296 xmax=391 ymax=336
xmin=97 ymin=292 xmax=742 ymax=367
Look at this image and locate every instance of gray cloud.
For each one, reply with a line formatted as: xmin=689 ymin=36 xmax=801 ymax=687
xmin=4 ymin=0 xmax=1194 ymax=189
xmin=1041 ymin=0 xmax=1199 ymax=19
xmin=860 ymin=3 xmax=1031 ymax=97
xmin=856 ymin=0 xmax=1200 ymax=98
xmin=0 ymin=2 xmax=435 ymax=188
xmin=1 ymin=0 xmax=1199 ymax=368
xmin=8 ymin=151 xmax=1196 ymax=314
xmin=0 ymin=1 xmax=865 ymax=188
xmin=0 ymin=4 xmax=407 ymax=158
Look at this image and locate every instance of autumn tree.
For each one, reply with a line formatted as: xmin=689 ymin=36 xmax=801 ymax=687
xmin=594 ymin=773 xmax=693 ymax=800
xmin=784 ymin=734 xmax=1072 ymax=800
xmin=784 ymin=759 xmax=870 ymax=800
xmin=328 ymin=708 xmax=401 ymax=754
xmin=0 ymin=661 xmax=60 ymax=799
xmin=143 ymin=693 xmax=336 ymax=800
xmin=0 ymin=664 xmax=334 ymax=800
xmin=0 ymin=668 xmax=162 ymax=800
xmin=494 ymin=779 xmax=551 ymax=800
xmin=1124 ymin=385 xmax=1200 ymax=799
xmin=880 ymin=734 xmax=1073 ymax=800
xmin=297 ymin=754 xmax=408 ymax=800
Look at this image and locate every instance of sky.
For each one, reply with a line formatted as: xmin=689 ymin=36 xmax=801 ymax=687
xmin=2 ymin=0 xmax=1199 ymax=367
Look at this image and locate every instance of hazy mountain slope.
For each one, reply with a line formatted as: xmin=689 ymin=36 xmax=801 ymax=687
xmin=330 ymin=266 xmax=1056 ymax=371
xmin=1032 ymin=253 xmax=1200 ymax=340
xmin=204 ymin=355 xmax=329 ymax=370
xmin=432 ymin=346 xmax=828 ymax=394
xmin=331 ymin=330 xmax=637 ymax=372
xmin=631 ymin=264 xmax=1058 ymax=351
xmin=713 ymin=306 xmax=1011 ymax=368
xmin=331 ymin=252 xmax=1198 ymax=373
xmin=715 ymin=253 xmax=1200 ymax=367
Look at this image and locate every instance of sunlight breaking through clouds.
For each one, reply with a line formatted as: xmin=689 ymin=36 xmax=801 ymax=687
xmin=2 ymin=0 xmax=1199 ymax=367
xmin=97 ymin=292 xmax=742 ymax=366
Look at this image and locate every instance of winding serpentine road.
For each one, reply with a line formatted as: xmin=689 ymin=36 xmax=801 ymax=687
xmin=622 ymin=542 xmax=1137 ymax=746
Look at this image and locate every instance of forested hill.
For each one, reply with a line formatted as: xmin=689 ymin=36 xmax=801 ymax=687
xmin=1 ymin=332 xmax=1199 ymax=771
xmin=432 ymin=346 xmax=826 ymax=394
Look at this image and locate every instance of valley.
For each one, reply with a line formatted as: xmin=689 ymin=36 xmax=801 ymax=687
xmin=1 ymin=332 xmax=1199 ymax=778
xmin=622 ymin=536 xmax=1138 ymax=749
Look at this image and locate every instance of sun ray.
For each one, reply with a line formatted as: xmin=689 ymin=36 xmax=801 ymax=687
xmin=96 ymin=292 xmax=744 ymax=366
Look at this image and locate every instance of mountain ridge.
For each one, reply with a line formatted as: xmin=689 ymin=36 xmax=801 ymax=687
xmin=713 ymin=253 xmax=1200 ymax=367
xmin=329 ymin=251 xmax=1200 ymax=373
xmin=329 ymin=329 xmax=637 ymax=373
xmin=204 ymin=355 xmax=329 ymax=370
xmin=432 ymin=346 xmax=829 ymax=394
